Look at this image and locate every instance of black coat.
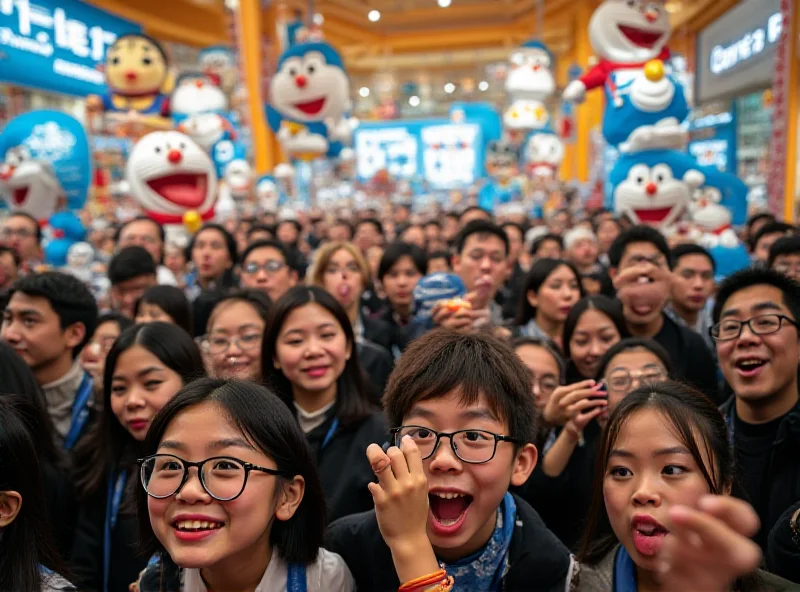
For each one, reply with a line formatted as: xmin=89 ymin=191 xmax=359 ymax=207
xmin=363 ymin=314 xmax=403 ymax=354
xmin=307 ymin=410 xmax=388 ymax=524
xmin=357 ymin=340 xmax=394 ymax=400
xmin=767 ymin=500 xmax=800 ymax=584
xmin=324 ymin=493 xmax=572 ymax=592
xmin=42 ymin=460 xmax=79 ymax=564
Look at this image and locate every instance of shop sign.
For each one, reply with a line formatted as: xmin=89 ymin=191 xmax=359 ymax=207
xmin=0 ymin=0 xmax=141 ymax=97
xmin=709 ymin=13 xmax=782 ymax=76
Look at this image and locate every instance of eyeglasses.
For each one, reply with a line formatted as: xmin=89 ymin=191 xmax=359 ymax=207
xmin=2 ymin=228 xmax=34 ymax=239
xmin=531 ymin=376 xmax=559 ymax=396
xmin=710 ymin=314 xmax=798 ymax=342
xmin=391 ymin=425 xmax=520 ymax=464
xmin=138 ymin=454 xmax=292 ymax=501
xmin=623 ymin=254 xmax=667 ymax=268
xmin=243 ymin=260 xmax=286 ymax=275
xmin=198 ymin=332 xmax=263 ymax=354
xmin=773 ymin=262 xmax=800 ymax=276
xmin=324 ymin=262 xmax=361 ymax=275
xmin=605 ymin=365 xmax=667 ymax=393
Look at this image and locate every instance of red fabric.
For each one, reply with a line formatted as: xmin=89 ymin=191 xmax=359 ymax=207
xmin=579 ymin=47 xmax=671 ymax=91
xmin=145 ymin=208 xmax=215 ymax=225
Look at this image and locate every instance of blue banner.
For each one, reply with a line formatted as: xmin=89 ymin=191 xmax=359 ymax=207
xmin=0 ymin=0 xmax=141 ymax=96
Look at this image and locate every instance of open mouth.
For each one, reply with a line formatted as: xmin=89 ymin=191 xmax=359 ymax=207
xmin=293 ymin=97 xmax=326 ymax=116
xmin=634 ymin=207 xmax=673 ymax=224
xmin=172 ymin=519 xmax=224 ymax=532
xmin=618 ymin=25 xmax=665 ymax=49
xmin=12 ymin=186 xmax=29 ymax=205
xmin=429 ymin=492 xmax=473 ymax=530
xmin=735 ymin=358 xmax=767 ymax=377
xmin=146 ymin=173 xmax=209 ymax=208
xmin=303 ymin=365 xmax=330 ymax=379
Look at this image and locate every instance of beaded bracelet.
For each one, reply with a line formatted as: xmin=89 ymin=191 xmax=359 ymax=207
xmin=398 ymin=569 xmax=455 ymax=592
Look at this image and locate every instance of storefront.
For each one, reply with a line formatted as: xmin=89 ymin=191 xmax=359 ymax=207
xmin=694 ymin=0 xmax=784 ymax=212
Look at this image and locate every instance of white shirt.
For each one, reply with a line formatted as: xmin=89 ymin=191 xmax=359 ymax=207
xmin=182 ymin=549 xmax=354 ymax=592
xmin=294 ymin=400 xmax=336 ymax=434
xmin=157 ymin=265 xmax=178 ymax=286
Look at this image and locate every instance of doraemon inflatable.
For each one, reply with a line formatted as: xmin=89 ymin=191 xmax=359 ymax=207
xmin=198 ymin=46 xmax=238 ymax=95
xmin=503 ymin=100 xmax=551 ymax=134
xmin=506 ymin=40 xmax=556 ymax=102
xmin=0 ymin=111 xmax=90 ymax=224
xmin=126 ymin=131 xmax=218 ymax=233
xmin=44 ymin=211 xmax=87 ymax=267
xmin=171 ymin=72 xmax=229 ymax=123
xmin=266 ymin=41 xmax=350 ymax=160
xmin=478 ymin=140 xmax=523 ymax=212
xmin=523 ymin=130 xmax=564 ymax=181
xmin=223 ymin=159 xmax=254 ymax=200
xmin=563 ymin=0 xmax=671 ymax=104
xmin=608 ymin=149 xmax=705 ymax=230
xmin=255 ymin=175 xmax=285 ymax=212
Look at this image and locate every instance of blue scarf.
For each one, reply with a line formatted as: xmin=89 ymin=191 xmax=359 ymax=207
xmin=444 ymin=493 xmax=517 ymax=591
xmin=613 ymin=546 xmax=638 ymax=592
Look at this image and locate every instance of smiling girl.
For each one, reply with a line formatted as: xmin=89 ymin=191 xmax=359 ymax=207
xmin=71 ymin=323 xmax=204 ymax=592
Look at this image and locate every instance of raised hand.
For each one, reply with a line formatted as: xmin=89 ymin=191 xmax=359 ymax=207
xmin=544 ymin=380 xmax=607 ymax=427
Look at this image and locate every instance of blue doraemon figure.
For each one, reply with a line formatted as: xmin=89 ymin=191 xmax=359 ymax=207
xmin=478 ymin=140 xmax=522 ymax=212
xmin=255 ymin=174 xmax=287 ymax=212
xmin=266 ymin=41 xmax=350 ymax=160
xmin=603 ymin=60 xmax=689 ymax=151
xmin=44 ymin=211 xmax=86 ymax=267
xmin=608 ymin=149 xmax=705 ymax=231
xmin=210 ymin=138 xmax=246 ymax=180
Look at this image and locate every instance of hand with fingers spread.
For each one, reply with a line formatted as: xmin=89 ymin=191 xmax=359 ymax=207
xmin=366 ymin=437 xmax=440 ymax=583
xmin=658 ymin=495 xmax=762 ymax=592
xmin=543 ymin=380 xmax=607 ymax=426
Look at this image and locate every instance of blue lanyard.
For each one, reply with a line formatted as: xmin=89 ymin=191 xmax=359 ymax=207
xmin=321 ymin=417 xmax=339 ymax=450
xmin=64 ymin=372 xmax=94 ymax=451
xmin=102 ymin=471 xmax=127 ymax=592
xmin=287 ymin=563 xmax=307 ymax=592
xmin=726 ymin=404 xmax=735 ymax=446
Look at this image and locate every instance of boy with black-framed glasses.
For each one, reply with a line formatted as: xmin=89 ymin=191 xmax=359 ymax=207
xmin=325 ymin=330 xmax=572 ymax=591
xmin=712 ymin=267 xmax=800 ymax=553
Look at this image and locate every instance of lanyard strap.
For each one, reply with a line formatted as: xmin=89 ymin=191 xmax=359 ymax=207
xmin=64 ymin=372 xmax=94 ymax=451
xmin=286 ymin=563 xmax=307 ymax=592
xmin=726 ymin=404 xmax=735 ymax=446
xmin=321 ymin=417 xmax=339 ymax=450
xmin=103 ymin=471 xmax=128 ymax=592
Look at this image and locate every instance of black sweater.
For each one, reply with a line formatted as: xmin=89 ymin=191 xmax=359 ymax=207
xmin=324 ymin=493 xmax=572 ymax=592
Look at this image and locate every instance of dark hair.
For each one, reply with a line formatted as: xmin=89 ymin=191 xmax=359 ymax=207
xmin=331 ymin=219 xmax=354 ymax=240
xmin=262 ymin=287 xmax=375 ymax=428
xmin=277 ymin=219 xmax=303 ymax=248
xmin=8 ymin=212 xmax=42 ymax=245
xmin=768 ymin=235 xmax=800 ymax=267
xmin=563 ymin=296 xmax=628 ymax=378
xmin=356 ymin=218 xmax=384 ymax=237
xmin=94 ymin=311 xmax=135 ymax=335
xmin=136 ymin=379 xmax=327 ymax=565
xmin=510 ymin=336 xmax=566 ymax=383
xmin=458 ymin=206 xmax=491 ymax=222
xmin=746 ymin=212 xmax=776 ymax=232
xmin=246 ymin=224 xmax=275 ymax=241
xmin=595 ymin=337 xmax=674 ymax=380
xmin=378 ymin=242 xmax=427 ymax=281
xmin=502 ymin=222 xmax=526 ymax=239
xmin=385 ymin=330 xmax=537 ymax=444
xmin=0 ymin=245 xmax=21 ymax=268
xmin=531 ymin=233 xmax=563 ymax=256
xmin=670 ymin=243 xmax=715 ymax=272
xmin=713 ymin=267 xmax=800 ymax=324
xmin=8 ymin=272 xmax=98 ymax=357
xmin=73 ymin=323 xmax=205 ymax=499
xmin=424 ymin=220 xmax=442 ymax=230
xmin=578 ymin=381 xmax=734 ymax=566
xmin=206 ymin=289 xmax=272 ymax=333
xmin=109 ymin=33 xmax=168 ymax=64
xmin=592 ymin=216 xmax=621 ymax=236
xmin=240 ymin=239 xmax=291 ymax=266
xmin=608 ymin=225 xmax=671 ymax=269
xmin=0 ymin=399 xmax=67 ymax=591
xmin=752 ymin=222 xmax=795 ymax=251
xmin=427 ymin=250 xmax=451 ymax=265
xmin=134 ymin=285 xmax=193 ymax=336
xmin=115 ymin=216 xmax=166 ymax=245
xmin=187 ymin=223 xmax=238 ymax=267
xmin=515 ymin=259 xmax=585 ymax=326
xmin=108 ymin=246 xmax=157 ymax=285
xmin=454 ymin=219 xmax=509 ymax=256
xmin=0 ymin=342 xmax=62 ymax=466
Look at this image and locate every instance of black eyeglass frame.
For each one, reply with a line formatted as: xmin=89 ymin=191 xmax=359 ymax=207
xmin=390 ymin=425 xmax=521 ymax=465
xmin=709 ymin=314 xmax=799 ymax=342
xmin=137 ymin=454 xmax=293 ymax=501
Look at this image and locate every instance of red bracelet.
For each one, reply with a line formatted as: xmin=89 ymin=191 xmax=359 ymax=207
xmin=398 ymin=569 xmax=454 ymax=592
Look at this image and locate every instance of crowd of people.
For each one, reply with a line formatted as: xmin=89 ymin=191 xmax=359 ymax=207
xmin=1 ymin=201 xmax=800 ymax=592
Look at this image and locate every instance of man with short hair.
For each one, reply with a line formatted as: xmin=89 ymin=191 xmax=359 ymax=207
xmin=768 ymin=235 xmax=800 ymax=281
xmin=239 ymin=239 xmax=299 ymax=302
xmin=563 ymin=227 xmax=599 ymax=274
xmin=116 ymin=216 xmax=177 ymax=285
xmin=752 ymin=222 xmax=795 ymax=264
xmin=745 ymin=212 xmax=776 ymax=252
xmin=354 ymin=218 xmax=384 ymax=254
xmin=0 ymin=245 xmax=20 ymax=291
xmin=108 ymin=246 xmax=158 ymax=318
xmin=2 ymin=212 xmax=42 ymax=271
xmin=609 ymin=226 xmax=718 ymax=401
xmin=328 ymin=219 xmax=354 ymax=242
xmin=712 ymin=267 xmax=800 ymax=551
xmin=458 ymin=206 xmax=492 ymax=228
xmin=2 ymin=271 xmax=98 ymax=449
xmin=667 ymin=243 xmax=716 ymax=352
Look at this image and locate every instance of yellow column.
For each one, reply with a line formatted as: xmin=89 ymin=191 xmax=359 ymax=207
xmin=558 ymin=47 xmax=576 ymax=181
xmin=784 ymin=3 xmax=799 ymax=222
xmin=237 ymin=0 xmax=270 ymax=174
xmin=574 ymin=0 xmax=602 ymax=182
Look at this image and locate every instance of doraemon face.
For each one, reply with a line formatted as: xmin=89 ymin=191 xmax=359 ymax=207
xmin=589 ymin=0 xmax=671 ymax=64
xmin=199 ymin=48 xmax=237 ymax=92
xmin=67 ymin=242 xmax=94 ymax=269
xmin=223 ymin=159 xmax=253 ymax=198
xmin=256 ymin=178 xmax=278 ymax=201
xmin=126 ymin=131 xmax=218 ymax=218
xmin=504 ymin=100 xmax=550 ymax=131
xmin=691 ymin=187 xmax=731 ymax=231
xmin=171 ymin=74 xmax=229 ymax=117
xmin=614 ymin=163 xmax=689 ymax=227
xmin=0 ymin=145 xmax=62 ymax=219
xmin=105 ymin=34 xmax=168 ymax=95
xmin=506 ymin=48 xmax=556 ymax=100
xmin=486 ymin=140 xmax=520 ymax=181
xmin=178 ymin=113 xmax=229 ymax=152
xmin=525 ymin=133 xmax=564 ymax=178
xmin=270 ymin=47 xmax=350 ymax=122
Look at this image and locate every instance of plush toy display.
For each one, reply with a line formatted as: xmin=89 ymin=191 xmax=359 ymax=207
xmin=523 ymin=130 xmax=565 ymax=181
xmin=223 ymin=159 xmax=254 ymax=200
xmin=506 ymin=40 xmax=557 ymax=102
xmin=563 ymin=0 xmax=671 ymax=104
xmin=0 ymin=145 xmax=63 ymax=220
xmin=125 ymin=131 xmax=218 ymax=233
xmin=255 ymin=175 xmax=284 ymax=212
xmin=171 ymin=72 xmax=229 ymax=123
xmin=198 ymin=46 xmax=238 ymax=95
xmin=266 ymin=41 xmax=351 ymax=160
xmin=478 ymin=140 xmax=523 ymax=212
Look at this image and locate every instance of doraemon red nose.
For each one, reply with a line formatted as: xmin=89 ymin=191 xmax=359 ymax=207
xmin=295 ymin=75 xmax=307 ymax=88
xmin=643 ymin=6 xmax=660 ymax=23
xmin=168 ymin=149 xmax=183 ymax=164
xmin=0 ymin=165 xmax=13 ymax=181
xmin=645 ymin=182 xmax=658 ymax=196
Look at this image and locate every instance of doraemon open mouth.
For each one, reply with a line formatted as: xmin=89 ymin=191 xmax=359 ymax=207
xmin=618 ymin=25 xmax=665 ymax=48
xmin=634 ymin=207 xmax=674 ymax=224
xmin=12 ymin=186 xmax=29 ymax=205
xmin=146 ymin=173 xmax=209 ymax=208
xmin=293 ymin=97 xmax=327 ymax=116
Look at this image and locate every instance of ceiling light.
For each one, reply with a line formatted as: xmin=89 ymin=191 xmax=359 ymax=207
xmin=479 ymin=80 xmax=489 ymax=91
xmin=368 ymin=10 xmax=381 ymax=22
xmin=313 ymin=13 xmax=324 ymax=25
xmin=409 ymin=95 xmax=421 ymax=107
xmin=359 ymin=87 xmax=370 ymax=98
xmin=438 ymin=0 xmax=452 ymax=6
xmin=444 ymin=82 xmax=456 ymax=94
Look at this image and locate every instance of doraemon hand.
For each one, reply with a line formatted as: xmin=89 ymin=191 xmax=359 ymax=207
xmin=126 ymin=131 xmax=218 ymax=225
xmin=506 ymin=41 xmax=556 ymax=102
xmin=609 ymin=150 xmax=704 ymax=229
xmin=0 ymin=145 xmax=63 ymax=220
xmin=563 ymin=0 xmax=671 ymax=103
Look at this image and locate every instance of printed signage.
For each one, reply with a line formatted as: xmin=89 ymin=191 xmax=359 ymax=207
xmin=709 ymin=12 xmax=782 ymax=76
xmin=0 ymin=0 xmax=141 ymax=96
